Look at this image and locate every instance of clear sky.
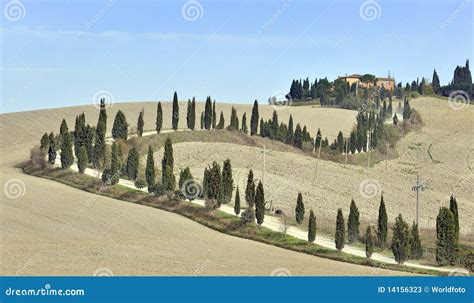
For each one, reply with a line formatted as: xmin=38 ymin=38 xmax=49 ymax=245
xmin=1 ymin=0 xmax=472 ymax=113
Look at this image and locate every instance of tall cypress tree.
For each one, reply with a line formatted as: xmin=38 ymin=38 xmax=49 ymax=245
xmin=111 ymin=142 xmax=119 ymax=176
xmin=126 ymin=147 xmax=139 ymax=180
xmin=98 ymin=98 xmax=107 ymax=134
xmin=145 ymin=145 xmax=156 ymax=190
xmin=161 ymin=137 xmax=175 ymax=191
xmin=436 ymin=207 xmax=457 ymax=265
xmin=204 ymin=97 xmax=212 ymax=130
xmin=186 ymin=98 xmax=196 ymax=130
xmin=60 ymin=132 xmax=74 ymax=169
xmin=221 ymin=159 xmax=233 ymax=203
xmin=410 ymin=221 xmax=423 ymax=259
xmin=347 ymin=199 xmax=360 ymax=243
xmin=200 ymin=111 xmax=204 ymax=130
xmin=93 ymin=120 xmax=106 ymax=167
xmin=156 ymin=102 xmax=163 ymax=133
xmin=84 ymin=125 xmax=95 ymax=163
xmin=245 ymin=169 xmax=255 ymax=207
xmin=391 ymin=214 xmax=410 ymax=264
xmin=60 ymin=119 xmax=69 ymax=137
xmin=432 ymin=69 xmax=440 ymax=94
xmin=377 ymin=194 xmax=388 ymax=249
xmin=295 ymin=193 xmax=305 ymax=224
xmin=255 ymin=181 xmax=265 ymax=225
xmin=212 ymin=100 xmax=216 ymax=129
xmin=228 ymin=107 xmax=239 ymax=131
xmin=241 ymin=113 xmax=248 ymax=133
xmin=172 ymin=91 xmax=179 ymax=130
xmin=250 ymin=100 xmax=259 ymax=135
xmin=308 ymin=209 xmax=316 ymax=243
xmin=112 ymin=110 xmax=128 ymax=140
xmin=286 ymin=115 xmax=294 ymax=144
xmin=137 ymin=109 xmax=145 ymax=137
xmin=335 ymin=208 xmax=345 ymax=251
xmin=206 ymin=161 xmax=221 ymax=206
xmin=365 ymin=226 xmax=374 ymax=258
xmin=216 ymin=111 xmax=225 ymax=129
xmin=47 ymin=132 xmax=56 ymax=164
xmin=449 ymin=195 xmax=459 ymax=244
xmin=234 ymin=186 xmax=241 ymax=216
xmin=77 ymin=146 xmax=88 ymax=174
xmin=293 ymin=124 xmax=303 ymax=149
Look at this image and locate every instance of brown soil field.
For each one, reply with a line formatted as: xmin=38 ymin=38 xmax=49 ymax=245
xmin=1 ymin=102 xmax=412 ymax=276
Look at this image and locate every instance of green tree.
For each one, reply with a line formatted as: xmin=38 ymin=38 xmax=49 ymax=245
xmin=295 ymin=193 xmax=305 ymax=224
xmin=206 ymin=161 xmax=221 ymax=205
xmin=391 ymin=214 xmax=410 ymax=264
xmin=250 ymin=100 xmax=259 ymax=135
xmin=432 ymin=69 xmax=441 ymax=94
xmin=245 ymin=169 xmax=256 ymax=207
xmin=112 ymin=110 xmax=128 ymax=140
xmin=73 ymin=113 xmax=86 ymax=156
xmin=234 ymin=186 xmax=241 ymax=216
xmin=216 ymin=111 xmax=225 ymax=129
xmin=410 ymin=222 xmax=423 ymax=259
xmin=336 ymin=131 xmax=344 ymax=153
xmin=335 ymin=208 xmax=345 ymax=251
xmin=308 ymin=209 xmax=316 ymax=243
xmin=60 ymin=119 xmax=69 ymax=137
xmin=200 ymin=111 xmax=204 ymax=129
xmin=126 ymin=147 xmax=139 ymax=180
xmin=111 ymin=142 xmax=119 ymax=176
xmin=393 ymin=113 xmax=399 ymax=125
xmin=172 ymin=91 xmax=179 ymax=130
xmin=436 ymin=207 xmax=457 ymax=265
xmin=145 ymin=145 xmax=156 ymax=190
xmin=93 ymin=119 xmax=106 ymax=167
xmin=241 ymin=113 xmax=248 ymax=133
xmin=186 ymin=98 xmax=196 ymax=130
xmin=84 ymin=125 xmax=95 ymax=162
xmin=156 ymin=102 xmax=163 ymax=133
xmin=77 ymin=146 xmax=88 ymax=173
xmin=347 ymin=199 xmax=360 ymax=243
xmin=47 ymin=132 xmax=56 ymax=164
xmin=449 ymin=195 xmax=459 ymax=244
xmin=98 ymin=98 xmax=108 ymax=134
xmin=366 ymin=226 xmax=374 ymax=258
xmin=40 ymin=132 xmax=49 ymax=149
xmin=60 ymin=132 xmax=74 ymax=169
xmin=255 ymin=181 xmax=265 ymax=225
xmin=212 ymin=100 xmax=216 ymax=129
xmin=221 ymin=159 xmax=233 ymax=203
xmin=293 ymin=124 xmax=303 ymax=148
xmin=377 ymin=194 xmax=388 ymax=249
xmin=204 ymin=97 xmax=212 ymax=130
xmin=228 ymin=107 xmax=239 ymax=131
xmin=161 ymin=137 xmax=175 ymax=191
xmin=286 ymin=115 xmax=294 ymax=144
xmin=137 ymin=109 xmax=144 ymax=137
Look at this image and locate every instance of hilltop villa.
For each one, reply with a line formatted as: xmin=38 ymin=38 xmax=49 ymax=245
xmin=339 ymin=74 xmax=395 ymax=91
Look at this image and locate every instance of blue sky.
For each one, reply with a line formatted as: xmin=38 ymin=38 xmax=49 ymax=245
xmin=1 ymin=0 xmax=472 ymax=113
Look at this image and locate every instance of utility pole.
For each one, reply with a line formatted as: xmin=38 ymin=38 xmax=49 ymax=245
xmin=313 ymin=135 xmax=323 ymax=184
xmin=411 ymin=174 xmax=426 ymax=226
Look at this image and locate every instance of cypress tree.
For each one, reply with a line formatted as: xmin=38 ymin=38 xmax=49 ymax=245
xmin=377 ymin=194 xmax=388 ymax=249
xmin=60 ymin=132 xmax=74 ymax=169
xmin=172 ymin=91 xmax=179 ymax=130
xmin=335 ymin=208 xmax=345 ymax=251
xmin=436 ymin=207 xmax=457 ymax=265
xmin=255 ymin=181 xmax=265 ymax=225
xmin=221 ymin=159 xmax=233 ymax=203
xmin=145 ymin=145 xmax=156 ymax=190
xmin=204 ymin=97 xmax=212 ymax=130
xmin=410 ymin=221 xmax=423 ymax=259
xmin=216 ymin=111 xmax=225 ymax=129
xmin=391 ymin=214 xmax=410 ymax=264
xmin=60 ymin=119 xmax=69 ymax=136
xmin=98 ymin=98 xmax=107 ymax=134
xmin=117 ymin=143 xmax=123 ymax=171
xmin=93 ymin=120 xmax=106 ymax=168
xmin=77 ymin=146 xmax=88 ymax=174
xmin=295 ymin=193 xmax=305 ymax=224
xmin=286 ymin=115 xmax=294 ymax=144
xmin=449 ymin=195 xmax=459 ymax=244
xmin=40 ymin=132 xmax=49 ymax=149
xmin=84 ymin=125 xmax=95 ymax=163
xmin=347 ymin=199 xmax=360 ymax=243
xmin=293 ymin=124 xmax=303 ymax=148
xmin=234 ymin=186 xmax=241 ymax=216
xmin=250 ymin=100 xmax=259 ymax=135
xmin=366 ymin=226 xmax=374 ymax=258
xmin=137 ymin=109 xmax=144 ymax=137
xmin=156 ymin=102 xmax=163 ymax=133
xmin=111 ymin=142 xmax=119 ymax=176
xmin=308 ymin=209 xmax=316 ymax=243
xmin=73 ymin=113 xmax=86 ymax=156
xmin=126 ymin=147 xmax=139 ymax=180
xmin=112 ymin=110 xmax=128 ymax=140
xmin=202 ymin=167 xmax=210 ymax=198
xmin=245 ymin=169 xmax=256 ymax=207
xmin=206 ymin=161 xmax=221 ymax=205
xmin=432 ymin=69 xmax=441 ymax=94
xmin=178 ymin=167 xmax=193 ymax=190
xmin=200 ymin=111 xmax=204 ymax=129
xmin=186 ymin=98 xmax=196 ymax=130
xmin=228 ymin=107 xmax=239 ymax=131
xmin=161 ymin=137 xmax=175 ymax=191
xmin=212 ymin=100 xmax=216 ymax=129
xmin=47 ymin=132 xmax=56 ymax=164
xmin=241 ymin=113 xmax=248 ymax=133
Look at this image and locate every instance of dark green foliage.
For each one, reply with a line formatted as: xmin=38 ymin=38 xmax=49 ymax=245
xmin=365 ymin=226 xmax=374 ymax=258
xmin=93 ymin=120 xmax=106 ymax=168
xmin=377 ymin=194 xmax=388 ymax=249
xmin=126 ymin=147 xmax=139 ymax=180
xmin=336 ymin=131 xmax=344 ymax=153
xmin=101 ymin=168 xmax=113 ymax=184
xmin=391 ymin=214 xmax=410 ymax=264
xmin=186 ymin=98 xmax=196 ymax=130
xmin=295 ymin=193 xmax=305 ymax=224
xmin=47 ymin=132 xmax=56 ymax=164
xmin=145 ymin=145 xmax=156 ymax=189
xmin=77 ymin=146 xmax=88 ymax=173
xmin=40 ymin=132 xmax=49 ymax=149
xmin=255 ymin=181 xmax=265 ymax=225
xmin=98 ymin=98 xmax=107 ymax=134
xmin=436 ymin=207 xmax=457 ymax=265
xmin=216 ymin=111 xmax=225 ymax=129
xmin=178 ymin=167 xmax=193 ymax=190
xmin=60 ymin=119 xmax=69 ymax=136
xmin=293 ymin=124 xmax=303 ymax=149
xmin=172 ymin=91 xmax=179 ymax=130
xmin=73 ymin=113 xmax=86 ymax=156
xmin=60 ymin=132 xmax=74 ymax=169
xmin=212 ymin=100 xmax=216 ymax=129
xmin=112 ymin=110 xmax=128 ymax=140
xmin=156 ymin=102 xmax=163 ymax=133
xmin=117 ymin=143 xmax=123 ymax=171
xmin=205 ymin=161 xmax=221 ymax=206
xmin=393 ymin=113 xmax=399 ymax=125
xmin=308 ymin=209 xmax=316 ymax=243
xmin=250 ymin=100 xmax=259 ymax=135
xmin=403 ymin=101 xmax=412 ymax=120
xmin=335 ymin=208 xmax=345 ymax=251
xmin=234 ymin=186 xmax=241 ymax=216
xmin=221 ymin=159 xmax=233 ymax=203
xmin=245 ymin=169 xmax=255 ymax=207
xmin=204 ymin=97 xmax=212 ymax=130
xmin=110 ymin=142 xmax=119 ymax=184
xmin=137 ymin=109 xmax=144 ymax=137
xmin=84 ymin=125 xmax=95 ymax=163
xmin=228 ymin=107 xmax=239 ymax=131
xmin=134 ymin=178 xmax=146 ymax=189
xmin=286 ymin=115 xmax=294 ymax=144
xmin=240 ymin=207 xmax=255 ymax=224
xmin=449 ymin=195 xmax=459 ymax=244
xmin=161 ymin=137 xmax=175 ymax=191
xmin=347 ymin=199 xmax=360 ymax=243
xmin=241 ymin=113 xmax=248 ymax=133
xmin=410 ymin=222 xmax=423 ymax=260
xmin=452 ymin=60 xmax=472 ymax=85
xmin=200 ymin=111 xmax=204 ymax=129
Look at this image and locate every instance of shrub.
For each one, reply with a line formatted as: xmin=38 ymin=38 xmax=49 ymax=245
xmin=30 ymin=146 xmax=48 ymax=169
xmin=134 ymin=178 xmax=146 ymax=189
xmin=240 ymin=208 xmax=255 ymax=224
